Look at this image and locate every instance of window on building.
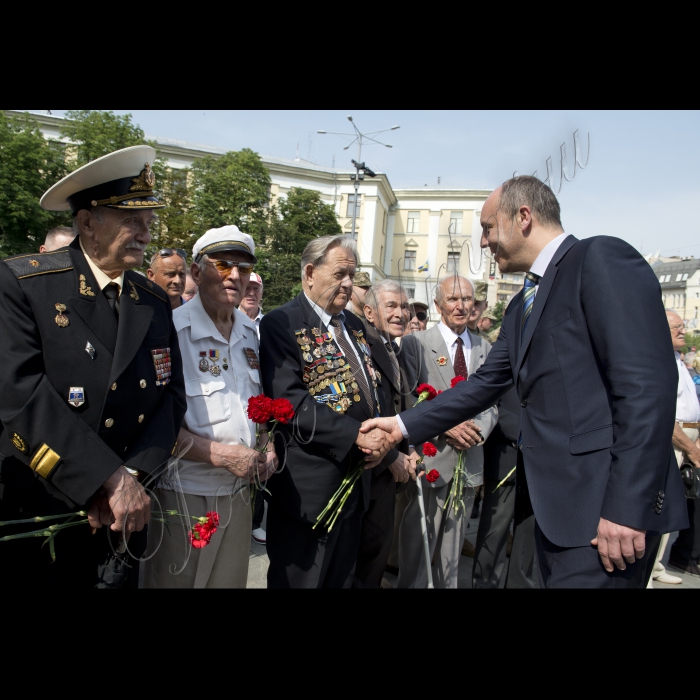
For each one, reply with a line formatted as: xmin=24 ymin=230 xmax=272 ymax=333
xmin=676 ymin=273 xmax=683 ymax=281
xmin=449 ymin=211 xmax=463 ymax=234
xmin=405 ymin=287 xmax=415 ymax=299
xmin=346 ymin=194 xmax=361 ymax=218
xmin=683 ymin=273 xmax=689 ymax=281
xmin=407 ymin=211 xmax=420 ymax=233
xmin=447 ymin=252 xmax=460 ymax=274
xmin=380 ymin=246 xmax=384 ymax=269
xmin=404 ymin=250 xmax=417 ymax=271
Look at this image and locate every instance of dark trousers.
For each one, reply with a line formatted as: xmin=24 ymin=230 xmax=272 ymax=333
xmin=252 ymin=489 xmax=265 ymax=530
xmin=473 ymin=479 xmax=515 ymax=588
xmin=507 ymin=513 xmax=537 ymax=588
xmin=670 ymin=498 xmax=700 ymax=566
xmin=266 ymin=485 xmax=363 ymax=589
xmin=535 ymin=522 xmax=661 ymax=588
xmin=354 ymin=468 xmax=395 ymax=588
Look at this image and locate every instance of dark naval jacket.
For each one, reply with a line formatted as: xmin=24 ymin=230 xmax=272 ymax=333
xmin=0 ymin=237 xmax=186 ymax=513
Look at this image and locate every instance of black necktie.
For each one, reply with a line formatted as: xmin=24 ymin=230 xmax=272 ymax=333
xmin=384 ymin=340 xmax=401 ymax=389
xmin=103 ymin=283 xmax=120 ymax=319
xmin=330 ymin=316 xmax=374 ymax=413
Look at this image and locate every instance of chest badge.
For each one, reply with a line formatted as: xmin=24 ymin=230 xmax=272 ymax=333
xmin=199 ymin=351 xmax=209 ymax=372
xmin=68 ymin=387 xmax=85 ymax=407
xmin=85 ymin=341 xmax=96 ymax=360
xmin=437 ymin=356 xmax=448 ymax=366
xmin=54 ymin=303 xmax=69 ymax=327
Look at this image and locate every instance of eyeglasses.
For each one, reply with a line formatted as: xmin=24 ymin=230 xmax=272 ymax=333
xmin=209 ymin=259 xmax=255 ymax=277
xmin=670 ymin=323 xmax=685 ymax=332
xmin=414 ymin=311 xmax=428 ymax=322
xmin=157 ymin=248 xmax=187 ymax=261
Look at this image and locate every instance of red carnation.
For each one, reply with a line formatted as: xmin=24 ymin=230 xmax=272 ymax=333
xmin=426 ymin=469 xmax=440 ymax=483
xmin=422 ymin=441 xmax=438 ymax=457
xmin=206 ymin=511 xmax=220 ymax=527
xmin=271 ymin=397 xmax=295 ymax=424
xmin=189 ymin=523 xmax=213 ymax=548
xmin=247 ymin=394 xmax=274 ymax=424
xmin=451 ymin=375 xmax=466 ymax=388
xmin=416 ymin=383 xmax=438 ymax=401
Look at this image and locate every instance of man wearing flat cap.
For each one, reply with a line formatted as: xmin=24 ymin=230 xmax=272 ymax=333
xmin=467 ymin=281 xmax=491 ymax=341
xmin=144 ymin=226 xmax=274 ymax=588
xmin=0 ymin=145 xmax=186 ymax=588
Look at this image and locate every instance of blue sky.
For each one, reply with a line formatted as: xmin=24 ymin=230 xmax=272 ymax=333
xmin=50 ymin=110 xmax=700 ymax=258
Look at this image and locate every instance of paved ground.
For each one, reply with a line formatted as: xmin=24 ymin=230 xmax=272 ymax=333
xmin=246 ymin=503 xmax=700 ymax=589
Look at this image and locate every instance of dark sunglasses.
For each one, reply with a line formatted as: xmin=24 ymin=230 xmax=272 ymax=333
xmin=210 ymin=259 xmax=255 ymax=277
xmin=414 ymin=310 xmax=428 ymax=322
xmin=158 ymin=248 xmax=187 ymax=261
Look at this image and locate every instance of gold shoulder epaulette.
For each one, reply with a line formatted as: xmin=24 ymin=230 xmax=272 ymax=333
xmin=2 ymin=250 xmax=72 ymax=280
xmin=129 ymin=274 xmax=168 ymax=302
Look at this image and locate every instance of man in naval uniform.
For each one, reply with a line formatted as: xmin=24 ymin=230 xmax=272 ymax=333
xmin=0 ymin=145 xmax=186 ymax=588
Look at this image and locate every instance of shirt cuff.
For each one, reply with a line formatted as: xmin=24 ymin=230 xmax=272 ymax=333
xmin=396 ymin=415 xmax=410 ymax=440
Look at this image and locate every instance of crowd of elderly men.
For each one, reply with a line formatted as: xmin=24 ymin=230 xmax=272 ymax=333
xmin=2 ymin=145 xmax=699 ymax=589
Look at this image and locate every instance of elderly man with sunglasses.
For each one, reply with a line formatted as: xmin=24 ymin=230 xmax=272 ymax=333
xmin=147 ymin=247 xmax=188 ymax=310
xmin=144 ymin=225 xmax=276 ymax=588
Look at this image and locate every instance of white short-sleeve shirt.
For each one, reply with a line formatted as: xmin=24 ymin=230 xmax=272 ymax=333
xmin=160 ymin=293 xmax=261 ymax=496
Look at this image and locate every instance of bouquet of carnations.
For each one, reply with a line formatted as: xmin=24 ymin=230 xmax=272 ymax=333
xmin=314 ymin=383 xmax=440 ymax=532
xmin=246 ymin=394 xmax=295 ymax=510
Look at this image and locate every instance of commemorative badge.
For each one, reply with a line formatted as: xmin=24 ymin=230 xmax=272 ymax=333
xmin=85 ymin=341 xmax=96 ymax=360
xmin=199 ymin=351 xmax=209 ymax=372
xmin=437 ymin=356 xmax=448 ymax=366
xmin=54 ymin=303 xmax=69 ymax=327
xmin=244 ymin=348 xmax=260 ymax=369
xmin=68 ymin=387 xmax=85 ymax=407
xmin=208 ymin=350 xmax=221 ymax=374
xmin=223 ymin=358 xmax=229 ymax=370
xmin=152 ymin=347 xmax=172 ymax=386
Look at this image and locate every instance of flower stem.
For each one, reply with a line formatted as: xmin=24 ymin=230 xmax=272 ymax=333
xmin=0 ymin=511 xmax=86 ymax=527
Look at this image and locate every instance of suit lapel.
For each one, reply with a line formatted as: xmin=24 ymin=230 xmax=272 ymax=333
xmin=427 ymin=325 xmax=453 ymax=390
xmin=515 ymin=235 xmax=577 ymax=377
xmin=109 ymin=272 xmax=154 ymax=382
xmin=67 ymin=243 xmax=118 ymax=352
xmin=467 ymin=331 xmax=484 ymax=375
xmin=366 ymin=326 xmax=399 ymax=397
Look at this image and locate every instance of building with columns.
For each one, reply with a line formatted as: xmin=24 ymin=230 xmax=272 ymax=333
xmin=9 ymin=110 xmax=501 ymax=314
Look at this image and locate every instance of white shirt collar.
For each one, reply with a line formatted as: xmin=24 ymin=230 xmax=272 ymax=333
xmin=529 ymin=232 xmax=569 ymax=279
xmin=304 ymin=292 xmax=344 ymax=328
xmin=183 ymin=291 xmax=254 ymax=345
xmin=79 ymin=237 xmax=125 ymax=292
xmin=437 ymin=320 xmax=472 ymax=350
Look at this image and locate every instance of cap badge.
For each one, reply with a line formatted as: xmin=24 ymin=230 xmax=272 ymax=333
xmin=130 ymin=162 xmax=156 ymax=192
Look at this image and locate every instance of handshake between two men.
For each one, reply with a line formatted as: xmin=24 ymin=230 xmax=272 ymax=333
xmin=353 ymin=415 xmax=483 ymax=484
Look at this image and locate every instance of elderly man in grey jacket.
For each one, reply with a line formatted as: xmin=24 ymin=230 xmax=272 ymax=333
xmin=396 ymin=275 xmax=497 ymax=588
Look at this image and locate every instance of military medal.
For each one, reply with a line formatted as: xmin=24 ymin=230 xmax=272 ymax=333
xmin=210 ymin=365 xmax=222 ymax=376
xmin=68 ymin=387 xmax=85 ymax=407
xmin=152 ymin=348 xmax=172 ymax=385
xmin=244 ymin=348 xmax=260 ymax=369
xmin=85 ymin=341 xmax=96 ymax=360
xmin=199 ymin=351 xmax=209 ymax=372
xmin=54 ymin=303 xmax=69 ymax=327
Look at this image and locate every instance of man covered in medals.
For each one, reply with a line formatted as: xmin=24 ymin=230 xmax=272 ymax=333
xmin=259 ymin=235 xmax=395 ymax=588
xmin=0 ymin=146 xmax=186 ymax=588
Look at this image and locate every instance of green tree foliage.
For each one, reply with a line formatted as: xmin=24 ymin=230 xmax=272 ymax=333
xmin=0 ymin=111 xmax=69 ymax=257
xmin=190 ymin=149 xmax=271 ymax=241
xmin=60 ymin=110 xmax=146 ymax=167
xmin=257 ymin=187 xmax=342 ymax=310
xmin=490 ymin=300 xmax=506 ymax=329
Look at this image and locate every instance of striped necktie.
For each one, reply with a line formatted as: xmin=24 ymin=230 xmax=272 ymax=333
xmin=520 ymin=272 xmax=541 ymax=339
xmin=330 ymin=317 xmax=374 ymax=414
xmin=384 ymin=340 xmax=401 ymax=389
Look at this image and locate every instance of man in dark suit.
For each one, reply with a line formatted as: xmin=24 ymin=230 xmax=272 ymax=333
xmin=354 ymin=279 xmax=419 ymax=588
xmin=361 ymin=175 xmax=687 ymax=588
xmin=0 ymin=146 xmax=186 ymax=588
xmin=259 ymin=235 xmax=394 ymax=588
xmin=473 ymin=386 xmax=536 ymax=588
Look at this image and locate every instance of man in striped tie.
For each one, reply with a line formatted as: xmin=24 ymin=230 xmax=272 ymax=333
xmin=361 ymin=175 xmax=687 ymax=588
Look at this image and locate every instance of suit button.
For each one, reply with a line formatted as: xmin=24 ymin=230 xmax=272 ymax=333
xmin=105 ymin=418 xmax=114 ymax=428
xmin=140 ymin=379 xmax=147 ymax=389
xmin=138 ymin=414 xmax=144 ymax=423
xmin=655 ymin=506 xmax=662 ymax=514
xmin=520 ymin=399 xmax=527 ymax=408
xmin=111 ymin=382 xmax=117 ymax=391
xmin=659 ymin=490 xmax=665 ymax=498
